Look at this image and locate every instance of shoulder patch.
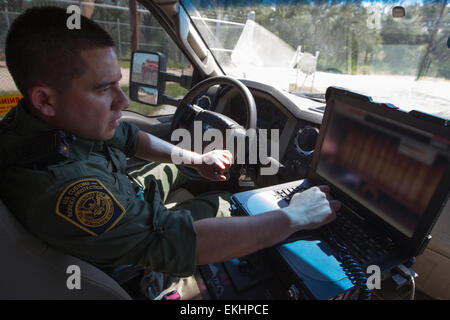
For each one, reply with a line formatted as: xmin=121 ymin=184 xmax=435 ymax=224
xmin=56 ymin=179 xmax=125 ymax=236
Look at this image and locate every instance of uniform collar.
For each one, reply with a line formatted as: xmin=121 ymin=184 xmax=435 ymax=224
xmin=11 ymin=99 xmax=56 ymax=135
xmin=9 ymin=99 xmax=105 ymax=160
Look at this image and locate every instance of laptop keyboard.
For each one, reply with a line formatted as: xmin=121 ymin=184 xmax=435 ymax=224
xmin=272 ymin=183 xmax=309 ymax=202
xmin=272 ymin=182 xmax=396 ymax=264
xmin=326 ymin=210 xmax=396 ymax=264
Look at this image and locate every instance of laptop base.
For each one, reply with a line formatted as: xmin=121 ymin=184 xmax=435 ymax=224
xmin=229 ymin=180 xmax=413 ymax=299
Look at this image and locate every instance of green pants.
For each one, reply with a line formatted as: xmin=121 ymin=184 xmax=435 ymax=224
xmin=127 ymin=161 xmax=232 ymax=220
xmin=126 ymin=161 xmax=232 ymax=299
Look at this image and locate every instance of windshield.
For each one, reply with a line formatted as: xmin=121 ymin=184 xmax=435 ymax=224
xmin=183 ymin=0 xmax=449 ymax=118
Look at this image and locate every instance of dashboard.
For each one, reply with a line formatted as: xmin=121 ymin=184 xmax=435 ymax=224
xmin=225 ymin=95 xmax=288 ymax=131
xmin=194 ymin=80 xmax=326 ymax=184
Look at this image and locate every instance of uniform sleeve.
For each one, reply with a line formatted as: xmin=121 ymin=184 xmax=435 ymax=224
xmin=106 ymin=121 xmax=140 ymax=157
xmin=38 ymin=169 xmax=198 ymax=277
xmin=46 ymin=205 xmax=199 ymax=277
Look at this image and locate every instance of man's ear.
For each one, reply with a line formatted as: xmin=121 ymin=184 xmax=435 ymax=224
xmin=27 ymin=86 xmax=58 ymax=117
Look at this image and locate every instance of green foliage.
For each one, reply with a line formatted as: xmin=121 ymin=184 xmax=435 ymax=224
xmin=194 ymin=1 xmax=449 ymax=79
xmin=121 ymin=86 xmax=161 ymax=115
xmin=166 ymin=83 xmax=188 ymax=97
xmin=121 ymin=83 xmax=187 ymax=116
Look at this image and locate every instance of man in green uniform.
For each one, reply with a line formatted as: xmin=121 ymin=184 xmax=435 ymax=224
xmin=0 ymin=6 xmax=340 ymax=298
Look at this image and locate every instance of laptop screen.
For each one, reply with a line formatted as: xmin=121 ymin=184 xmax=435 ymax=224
xmin=315 ymin=100 xmax=450 ymax=238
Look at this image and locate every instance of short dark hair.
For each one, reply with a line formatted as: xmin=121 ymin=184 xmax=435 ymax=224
xmin=5 ymin=6 xmax=115 ymax=98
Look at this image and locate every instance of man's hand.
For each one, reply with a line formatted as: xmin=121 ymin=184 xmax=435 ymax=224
xmin=189 ymin=150 xmax=233 ymax=181
xmin=282 ymin=185 xmax=340 ymax=231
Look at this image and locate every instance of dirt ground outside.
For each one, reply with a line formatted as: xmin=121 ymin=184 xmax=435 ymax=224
xmin=236 ymin=66 xmax=450 ymax=119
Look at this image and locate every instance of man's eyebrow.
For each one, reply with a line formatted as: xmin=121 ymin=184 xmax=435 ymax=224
xmin=92 ymin=74 xmax=122 ymax=89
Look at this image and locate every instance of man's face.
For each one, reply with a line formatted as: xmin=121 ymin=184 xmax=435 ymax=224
xmin=54 ymin=47 xmax=129 ymax=141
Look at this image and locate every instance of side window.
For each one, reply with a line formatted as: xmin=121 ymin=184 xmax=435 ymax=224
xmin=113 ymin=1 xmax=192 ymax=116
xmin=0 ymin=1 xmax=192 ymax=118
xmin=0 ymin=1 xmax=23 ymax=119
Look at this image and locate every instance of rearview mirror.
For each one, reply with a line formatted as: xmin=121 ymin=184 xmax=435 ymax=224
xmin=129 ymin=51 xmax=166 ymax=106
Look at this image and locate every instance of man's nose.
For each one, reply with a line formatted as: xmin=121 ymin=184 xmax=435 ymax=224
xmin=113 ymin=86 xmax=130 ymax=111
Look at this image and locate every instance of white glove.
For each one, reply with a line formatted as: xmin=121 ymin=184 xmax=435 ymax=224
xmin=281 ymin=186 xmax=338 ymax=231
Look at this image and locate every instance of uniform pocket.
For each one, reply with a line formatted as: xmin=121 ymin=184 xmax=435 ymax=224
xmin=48 ymin=162 xmax=86 ymax=181
xmin=48 ymin=160 xmax=117 ymax=186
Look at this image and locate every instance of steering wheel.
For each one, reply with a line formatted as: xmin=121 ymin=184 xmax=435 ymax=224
xmin=171 ymin=76 xmax=257 ymax=181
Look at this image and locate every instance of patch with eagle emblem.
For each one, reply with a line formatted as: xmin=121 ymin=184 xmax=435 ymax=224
xmin=56 ymin=179 xmax=125 ymax=235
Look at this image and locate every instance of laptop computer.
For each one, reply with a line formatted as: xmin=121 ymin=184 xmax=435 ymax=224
xmin=230 ymin=86 xmax=450 ymax=299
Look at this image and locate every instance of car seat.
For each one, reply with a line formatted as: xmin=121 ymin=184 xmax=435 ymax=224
xmin=0 ymin=198 xmax=131 ymax=299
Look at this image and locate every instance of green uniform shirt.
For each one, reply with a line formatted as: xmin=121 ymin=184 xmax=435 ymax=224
xmin=0 ymin=100 xmax=197 ymax=277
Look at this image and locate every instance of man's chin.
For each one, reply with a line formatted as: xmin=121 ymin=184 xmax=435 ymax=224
xmin=90 ymin=127 xmax=116 ymax=141
xmin=102 ymin=128 xmax=116 ymax=141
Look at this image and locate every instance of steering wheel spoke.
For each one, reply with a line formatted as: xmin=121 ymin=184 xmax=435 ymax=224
xmin=170 ymin=76 xmax=257 ymax=181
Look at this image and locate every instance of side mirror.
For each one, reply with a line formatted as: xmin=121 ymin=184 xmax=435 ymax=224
xmin=129 ymin=51 xmax=192 ymax=107
xmin=130 ymin=51 xmax=166 ymax=106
